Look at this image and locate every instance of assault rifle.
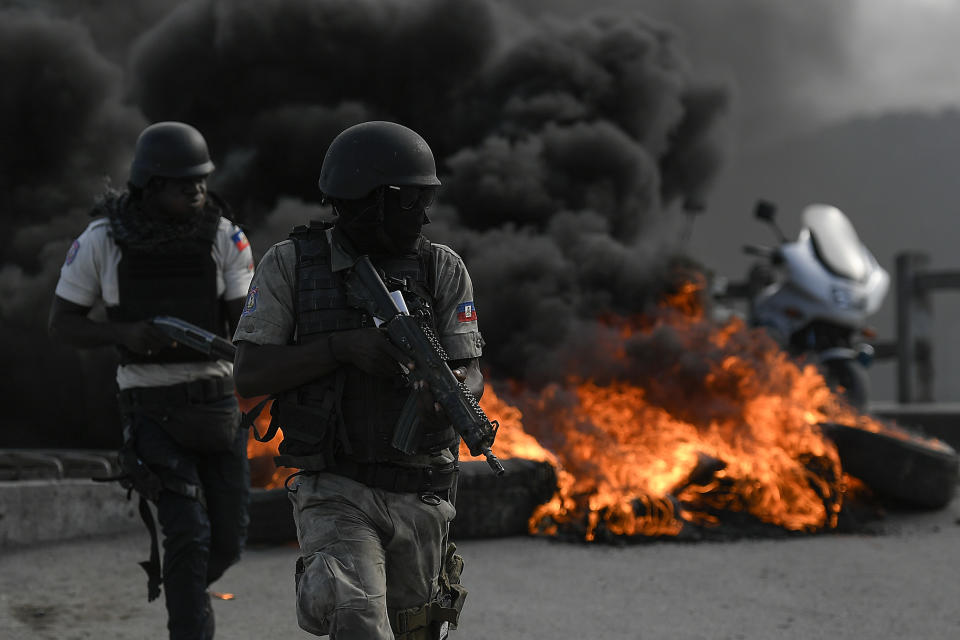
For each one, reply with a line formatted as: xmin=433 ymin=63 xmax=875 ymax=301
xmin=346 ymin=255 xmax=505 ymax=476
xmin=150 ymin=316 xmax=236 ymax=361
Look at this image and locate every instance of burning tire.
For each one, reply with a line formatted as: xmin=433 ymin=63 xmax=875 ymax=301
xmin=821 ymin=422 xmax=959 ymax=509
xmin=247 ymin=487 xmax=296 ymax=545
xmin=451 ymin=458 xmax=558 ymax=539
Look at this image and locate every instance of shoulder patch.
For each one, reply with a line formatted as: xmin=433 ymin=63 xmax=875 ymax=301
xmin=232 ymin=228 xmax=250 ymax=251
xmin=64 ymin=239 xmax=80 ymax=266
xmin=242 ymin=287 xmax=259 ymax=316
xmin=456 ymin=301 xmax=477 ymax=323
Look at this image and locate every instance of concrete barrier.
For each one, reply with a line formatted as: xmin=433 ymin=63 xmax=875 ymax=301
xmin=870 ymin=401 xmax=960 ymax=449
xmin=0 ymin=479 xmax=140 ymax=547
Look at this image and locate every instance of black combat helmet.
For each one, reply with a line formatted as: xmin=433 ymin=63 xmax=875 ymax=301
xmin=318 ymin=121 xmax=441 ymax=200
xmin=128 ymin=121 xmax=215 ymax=188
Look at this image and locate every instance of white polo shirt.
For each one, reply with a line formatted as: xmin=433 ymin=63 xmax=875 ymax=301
xmin=55 ymin=216 xmax=255 ymax=390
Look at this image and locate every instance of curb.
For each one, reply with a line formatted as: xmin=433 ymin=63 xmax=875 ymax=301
xmin=0 ymin=479 xmax=140 ymax=548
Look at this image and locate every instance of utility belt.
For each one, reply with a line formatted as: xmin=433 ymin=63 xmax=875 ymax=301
xmin=119 ymin=376 xmax=240 ymax=455
xmin=319 ymin=459 xmax=457 ymax=495
xmin=118 ymin=375 xmax=234 ymax=410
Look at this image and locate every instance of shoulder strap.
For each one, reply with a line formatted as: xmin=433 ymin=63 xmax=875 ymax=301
xmin=241 ymin=397 xmax=279 ymax=442
xmin=289 ymin=222 xmax=343 ymax=341
xmin=418 ymin=235 xmax=437 ymax=298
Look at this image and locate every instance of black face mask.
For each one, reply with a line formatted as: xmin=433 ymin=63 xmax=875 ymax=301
xmin=380 ymin=207 xmax=426 ymax=254
xmin=336 ymin=186 xmax=433 ymax=256
xmin=335 ymin=193 xmax=383 ymax=254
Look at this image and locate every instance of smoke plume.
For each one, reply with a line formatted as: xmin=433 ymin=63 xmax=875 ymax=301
xmin=1 ymin=0 xmax=728 ymax=446
xmin=512 ymin=0 xmax=856 ymax=148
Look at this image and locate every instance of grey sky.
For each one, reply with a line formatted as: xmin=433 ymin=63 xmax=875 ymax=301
xmin=517 ymin=0 xmax=960 ymax=147
xmin=829 ymin=1 xmax=960 ymax=123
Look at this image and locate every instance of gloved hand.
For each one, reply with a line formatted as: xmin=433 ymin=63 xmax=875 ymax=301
xmin=329 ymin=327 xmax=413 ymax=377
xmin=118 ymin=321 xmax=176 ymax=356
xmin=415 ymin=366 xmax=468 ymax=425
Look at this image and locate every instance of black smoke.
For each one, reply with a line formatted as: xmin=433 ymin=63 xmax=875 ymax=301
xmin=1 ymin=0 xmax=728 ymax=446
xmin=513 ymin=0 xmax=855 ymax=148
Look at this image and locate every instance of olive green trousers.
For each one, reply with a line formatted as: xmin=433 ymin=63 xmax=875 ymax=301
xmin=289 ymin=472 xmax=456 ymax=639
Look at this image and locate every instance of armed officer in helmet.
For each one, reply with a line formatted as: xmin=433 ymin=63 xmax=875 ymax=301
xmin=48 ymin=122 xmax=253 ymax=640
xmin=233 ymin=121 xmax=484 ymax=640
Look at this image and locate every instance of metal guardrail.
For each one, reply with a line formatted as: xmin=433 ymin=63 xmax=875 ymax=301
xmin=894 ymin=252 xmax=960 ymax=403
xmin=0 ymin=449 xmax=118 ymax=481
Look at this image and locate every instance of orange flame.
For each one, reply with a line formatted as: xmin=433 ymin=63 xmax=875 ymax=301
xmin=239 ymin=395 xmax=287 ymax=490
xmin=247 ymin=278 xmax=931 ymax=540
xmin=461 ymin=279 xmax=890 ymax=540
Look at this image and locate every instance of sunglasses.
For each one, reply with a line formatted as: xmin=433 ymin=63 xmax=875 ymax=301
xmin=386 ymin=185 xmax=437 ymax=211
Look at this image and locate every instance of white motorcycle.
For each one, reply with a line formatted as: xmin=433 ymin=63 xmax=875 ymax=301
xmin=735 ymin=201 xmax=890 ymax=409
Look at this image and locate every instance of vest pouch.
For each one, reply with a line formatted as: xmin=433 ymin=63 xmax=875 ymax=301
xmin=159 ymin=396 xmax=240 ymax=453
xmin=273 ymin=388 xmax=339 ymax=449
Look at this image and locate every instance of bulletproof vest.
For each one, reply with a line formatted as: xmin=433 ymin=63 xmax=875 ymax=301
xmin=273 ymin=222 xmax=457 ymax=469
xmin=107 ymin=216 xmax=222 ymax=365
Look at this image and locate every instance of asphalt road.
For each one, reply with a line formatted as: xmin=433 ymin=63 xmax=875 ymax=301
xmin=2 ymin=496 xmax=959 ymax=640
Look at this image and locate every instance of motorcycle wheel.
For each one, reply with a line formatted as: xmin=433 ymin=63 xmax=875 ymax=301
xmin=822 ymin=358 xmax=870 ymax=411
xmin=820 ymin=421 xmax=959 ymax=509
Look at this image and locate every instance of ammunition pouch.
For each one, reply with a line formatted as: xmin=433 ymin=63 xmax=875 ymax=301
xmin=438 ymin=541 xmax=467 ymax=630
xmin=392 ymin=600 xmax=462 ymax=640
xmin=273 ymin=392 xmax=338 ymax=449
xmin=268 ymin=371 xmax=352 ymax=471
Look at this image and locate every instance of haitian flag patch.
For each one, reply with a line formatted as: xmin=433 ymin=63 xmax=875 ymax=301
xmin=232 ymin=229 xmax=250 ymax=251
xmin=456 ymin=301 xmax=477 ymax=323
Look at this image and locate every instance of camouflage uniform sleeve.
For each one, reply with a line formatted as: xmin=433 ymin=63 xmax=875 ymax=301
xmin=431 ymin=243 xmax=485 ymax=360
xmin=232 ymin=240 xmax=297 ymax=346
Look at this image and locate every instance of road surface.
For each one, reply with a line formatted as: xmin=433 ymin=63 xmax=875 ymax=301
xmin=2 ymin=496 xmax=958 ymax=639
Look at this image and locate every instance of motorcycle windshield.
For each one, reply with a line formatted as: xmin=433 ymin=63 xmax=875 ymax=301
xmin=802 ymin=204 xmax=870 ymax=281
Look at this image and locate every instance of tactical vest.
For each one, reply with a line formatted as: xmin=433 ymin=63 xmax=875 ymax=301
xmin=271 ymin=222 xmax=458 ymax=471
xmin=107 ymin=216 xmax=223 ymax=365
